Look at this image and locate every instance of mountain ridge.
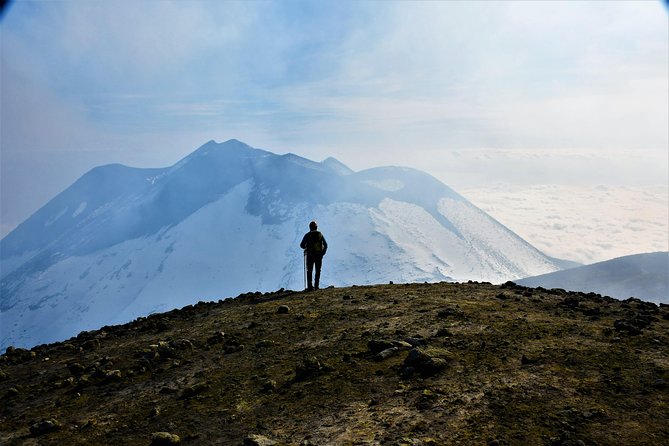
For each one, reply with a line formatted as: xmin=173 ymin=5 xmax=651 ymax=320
xmin=1 ymin=139 xmax=563 ymax=349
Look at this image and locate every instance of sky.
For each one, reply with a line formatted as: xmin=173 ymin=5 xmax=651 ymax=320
xmin=1 ymin=0 xmax=668 ymax=263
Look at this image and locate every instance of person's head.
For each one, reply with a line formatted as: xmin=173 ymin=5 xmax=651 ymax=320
xmin=309 ymin=220 xmax=317 ymax=231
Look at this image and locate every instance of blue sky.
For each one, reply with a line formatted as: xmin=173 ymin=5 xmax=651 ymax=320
xmin=1 ymin=0 xmax=668 ymax=238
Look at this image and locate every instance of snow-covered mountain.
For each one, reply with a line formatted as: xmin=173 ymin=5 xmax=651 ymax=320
xmin=1 ymin=139 xmax=563 ymax=349
xmin=517 ymin=252 xmax=669 ymax=304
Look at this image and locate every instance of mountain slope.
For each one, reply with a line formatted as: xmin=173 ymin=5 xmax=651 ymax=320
xmin=1 ymin=139 xmax=563 ymax=349
xmin=1 ymin=282 xmax=668 ymax=445
xmin=517 ymin=252 xmax=669 ymax=304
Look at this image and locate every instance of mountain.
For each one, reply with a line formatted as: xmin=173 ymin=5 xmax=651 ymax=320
xmin=517 ymin=252 xmax=669 ymax=304
xmin=0 ymin=139 xmax=563 ymax=349
xmin=1 ymin=282 xmax=668 ymax=445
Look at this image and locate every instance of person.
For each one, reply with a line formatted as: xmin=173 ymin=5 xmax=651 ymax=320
xmin=300 ymin=220 xmax=328 ymax=291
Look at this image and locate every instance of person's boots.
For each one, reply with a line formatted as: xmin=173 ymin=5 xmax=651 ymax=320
xmin=307 ymin=278 xmax=313 ymax=292
xmin=314 ymin=270 xmax=320 ymax=290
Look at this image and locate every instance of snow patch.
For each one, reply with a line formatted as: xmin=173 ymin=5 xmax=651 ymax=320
xmin=44 ymin=208 xmax=68 ymax=227
xmin=72 ymin=202 xmax=87 ymax=218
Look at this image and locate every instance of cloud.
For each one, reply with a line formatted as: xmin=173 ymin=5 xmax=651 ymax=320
xmin=3 ymin=0 xmax=666 ymax=156
xmin=290 ymin=1 xmax=668 ymax=154
xmin=461 ymin=183 xmax=669 ymax=264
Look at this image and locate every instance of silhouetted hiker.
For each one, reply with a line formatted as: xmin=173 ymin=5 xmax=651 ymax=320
xmin=300 ymin=220 xmax=328 ymax=291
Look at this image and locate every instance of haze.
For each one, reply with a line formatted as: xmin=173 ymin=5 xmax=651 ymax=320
xmin=1 ymin=0 xmax=667 ymax=264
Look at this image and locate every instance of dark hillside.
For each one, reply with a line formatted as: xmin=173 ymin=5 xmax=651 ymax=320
xmin=1 ymin=282 xmax=668 ymax=445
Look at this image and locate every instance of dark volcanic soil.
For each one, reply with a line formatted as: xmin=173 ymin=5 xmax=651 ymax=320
xmin=1 ymin=281 xmax=668 ymax=445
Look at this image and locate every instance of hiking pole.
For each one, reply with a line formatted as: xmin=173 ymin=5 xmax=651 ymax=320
xmin=303 ymin=250 xmax=307 ymax=291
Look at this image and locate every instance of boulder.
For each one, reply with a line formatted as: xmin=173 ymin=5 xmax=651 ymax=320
xmin=244 ymin=434 xmax=277 ymax=446
xmin=29 ymin=419 xmax=61 ymax=436
xmin=151 ymin=431 xmax=181 ymax=445
xmin=401 ymin=349 xmax=448 ymax=378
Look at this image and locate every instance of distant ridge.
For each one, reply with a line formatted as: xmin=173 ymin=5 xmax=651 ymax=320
xmin=517 ymin=252 xmax=669 ymax=304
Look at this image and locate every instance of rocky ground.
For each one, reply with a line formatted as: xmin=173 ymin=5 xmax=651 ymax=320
xmin=1 ymin=281 xmax=668 ymax=445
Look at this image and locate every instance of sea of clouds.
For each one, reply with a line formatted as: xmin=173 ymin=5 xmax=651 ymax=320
xmin=423 ymin=148 xmax=668 ymax=265
xmin=462 ymin=184 xmax=668 ymax=265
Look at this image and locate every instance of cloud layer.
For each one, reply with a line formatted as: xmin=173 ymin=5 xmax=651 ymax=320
xmin=462 ymin=184 xmax=669 ymax=265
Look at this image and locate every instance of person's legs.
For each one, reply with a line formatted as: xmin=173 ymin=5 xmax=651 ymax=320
xmin=306 ymin=256 xmax=315 ymax=290
xmin=314 ymin=255 xmax=322 ymax=289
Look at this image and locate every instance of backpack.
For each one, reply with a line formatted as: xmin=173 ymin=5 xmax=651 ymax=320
xmin=310 ymin=231 xmax=324 ymax=253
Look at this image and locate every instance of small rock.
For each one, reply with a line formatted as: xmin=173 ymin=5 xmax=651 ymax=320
xmin=652 ymin=378 xmax=667 ymax=390
xmin=151 ymin=431 xmax=181 ymax=445
xmin=613 ymin=319 xmax=642 ymax=335
xmin=81 ymin=339 xmax=101 ymax=351
xmin=393 ymin=340 xmax=414 ymax=349
xmin=416 ymin=389 xmax=439 ymax=410
xmin=401 ymin=349 xmax=448 ymax=378
xmin=180 ymin=382 xmax=210 ymax=399
xmin=60 ymin=376 xmax=75 ymax=387
xmin=77 ymin=374 xmax=92 ymax=387
xmin=224 ymin=341 xmax=245 ymax=354
xmin=404 ymin=337 xmax=427 ymax=347
xmin=261 ymin=380 xmax=277 ymax=393
xmin=5 ymin=346 xmax=29 ymax=357
xmin=521 ymin=355 xmax=541 ymax=366
xmin=374 ymin=347 xmax=399 ymax=361
xmin=67 ymin=362 xmax=85 ymax=375
xmin=549 ymin=430 xmax=585 ymax=446
xmin=244 ymin=434 xmax=277 ymax=446
xmin=157 ymin=341 xmax=176 ymax=358
xmin=103 ymin=369 xmax=122 ymax=382
xmin=29 ymin=419 xmax=61 ymax=436
xmin=207 ymin=331 xmax=226 ymax=345
xmin=169 ymin=339 xmax=194 ymax=351
xmin=3 ymin=346 xmax=32 ymax=364
xmin=368 ymin=339 xmax=396 ymax=354
xmin=6 ymin=387 xmax=19 ymax=398
xmin=276 ymin=305 xmax=290 ymax=314
xmin=437 ymin=307 xmax=463 ymax=318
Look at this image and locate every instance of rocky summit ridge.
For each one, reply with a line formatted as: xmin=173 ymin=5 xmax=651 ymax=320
xmin=1 ymin=281 xmax=668 ymax=445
